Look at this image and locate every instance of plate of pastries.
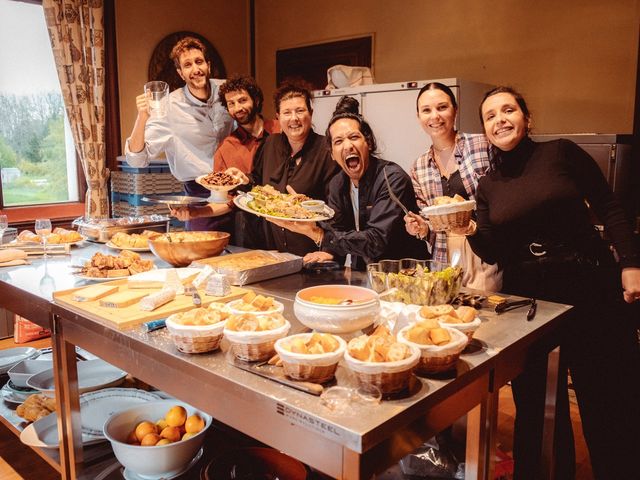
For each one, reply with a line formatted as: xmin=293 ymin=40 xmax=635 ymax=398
xmin=16 ymin=228 xmax=85 ymax=245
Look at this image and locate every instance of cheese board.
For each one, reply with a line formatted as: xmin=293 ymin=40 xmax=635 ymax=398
xmin=53 ymin=278 xmax=249 ymax=329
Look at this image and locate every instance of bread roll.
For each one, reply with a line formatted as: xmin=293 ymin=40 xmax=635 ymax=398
xmin=419 ymin=304 xmax=455 ymax=319
xmin=430 ymin=328 xmax=452 ymax=346
xmin=455 ymin=306 xmax=477 ymax=323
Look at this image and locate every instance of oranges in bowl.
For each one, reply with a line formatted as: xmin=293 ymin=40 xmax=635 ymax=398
xmin=103 ymin=400 xmax=212 ymax=478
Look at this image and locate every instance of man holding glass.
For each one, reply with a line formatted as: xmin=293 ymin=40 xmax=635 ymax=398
xmin=125 ymin=36 xmax=233 ymax=231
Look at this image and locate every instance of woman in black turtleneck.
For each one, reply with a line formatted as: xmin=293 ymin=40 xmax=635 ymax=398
xmin=466 ymin=87 xmax=640 ymax=480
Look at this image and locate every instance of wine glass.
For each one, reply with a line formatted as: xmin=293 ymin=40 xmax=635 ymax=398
xmin=0 ymin=215 xmax=7 ymax=245
xmin=35 ymin=218 xmax=52 ymax=258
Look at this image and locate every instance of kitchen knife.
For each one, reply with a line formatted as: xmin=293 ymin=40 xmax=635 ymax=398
xmin=230 ymin=357 xmax=324 ymax=396
xmin=383 ymin=167 xmax=410 ymax=216
xmin=526 ymin=299 xmax=538 ymax=321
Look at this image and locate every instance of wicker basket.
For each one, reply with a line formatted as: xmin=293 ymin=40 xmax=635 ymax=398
xmin=343 ymin=346 xmax=420 ymax=395
xmin=229 ymin=340 xmax=278 ymax=362
xmin=397 ymin=326 xmax=468 ymax=375
xmin=420 ymin=200 xmax=476 ymax=232
xmin=165 ymin=314 xmax=225 ymax=354
xmin=437 ymin=316 xmax=482 ymax=341
xmin=274 ymin=333 xmax=346 ymax=383
xmin=224 ymin=320 xmax=291 ymax=362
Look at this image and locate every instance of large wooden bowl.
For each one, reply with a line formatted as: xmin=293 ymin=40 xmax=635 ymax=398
xmin=148 ymin=231 xmax=230 ymax=267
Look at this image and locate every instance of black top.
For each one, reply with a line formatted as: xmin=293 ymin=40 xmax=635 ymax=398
xmin=321 ymin=156 xmax=428 ymax=270
xmin=439 ymin=170 xmax=468 ymax=199
xmin=250 ymin=131 xmax=341 ymax=256
xmin=468 ymin=138 xmax=639 ymax=269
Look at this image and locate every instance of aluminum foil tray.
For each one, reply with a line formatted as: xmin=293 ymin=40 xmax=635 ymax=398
xmin=72 ymin=215 xmax=170 ymax=243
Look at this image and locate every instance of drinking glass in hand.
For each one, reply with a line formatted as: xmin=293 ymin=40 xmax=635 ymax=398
xmin=0 ymin=215 xmax=7 ymax=245
xmin=35 ymin=218 xmax=52 ymax=258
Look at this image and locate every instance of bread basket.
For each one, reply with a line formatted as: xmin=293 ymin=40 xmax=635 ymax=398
xmin=435 ymin=316 xmax=482 ymax=341
xmin=165 ymin=314 xmax=225 ymax=354
xmin=397 ymin=325 xmax=468 ymax=374
xmin=274 ymin=333 xmax=346 ymax=383
xmin=420 ymin=200 xmax=476 ymax=232
xmin=343 ymin=345 xmax=420 ymax=395
xmin=224 ymin=319 xmax=291 ymax=362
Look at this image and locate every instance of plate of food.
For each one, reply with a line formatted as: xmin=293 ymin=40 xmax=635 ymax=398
xmin=105 ymin=231 xmax=159 ymax=252
xmin=16 ymin=228 xmax=86 ymax=245
xmin=72 ymin=251 xmax=155 ymax=280
xmin=234 ymin=186 xmax=334 ymax=222
xmin=196 ymin=171 xmax=243 ymax=203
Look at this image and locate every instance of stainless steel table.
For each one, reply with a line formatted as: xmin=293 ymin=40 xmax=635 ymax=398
xmin=0 ymin=244 xmax=573 ymax=479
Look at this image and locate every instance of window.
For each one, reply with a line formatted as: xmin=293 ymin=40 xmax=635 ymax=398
xmin=0 ymin=0 xmax=80 ymax=208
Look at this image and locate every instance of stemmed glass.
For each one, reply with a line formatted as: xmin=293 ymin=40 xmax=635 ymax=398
xmin=0 ymin=215 xmax=7 ymax=245
xmin=35 ymin=218 xmax=52 ymax=258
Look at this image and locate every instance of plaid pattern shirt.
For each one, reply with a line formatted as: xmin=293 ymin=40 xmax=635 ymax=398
xmin=410 ymin=133 xmax=493 ymax=263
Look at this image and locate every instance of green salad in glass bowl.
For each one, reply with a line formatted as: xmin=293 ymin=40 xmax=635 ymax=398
xmin=367 ymin=259 xmax=463 ymax=305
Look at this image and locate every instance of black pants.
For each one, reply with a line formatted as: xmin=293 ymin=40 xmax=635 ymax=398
xmin=505 ymin=253 xmax=640 ymax=480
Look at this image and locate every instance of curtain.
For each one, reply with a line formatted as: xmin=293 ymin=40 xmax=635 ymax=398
xmin=43 ymin=0 xmax=109 ymax=219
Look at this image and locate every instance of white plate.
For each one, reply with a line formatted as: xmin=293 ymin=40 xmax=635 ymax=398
xmin=20 ymin=411 xmax=104 ymax=449
xmin=79 ymin=388 xmax=162 ymax=437
xmin=26 ymin=359 xmax=127 ymax=396
xmin=0 ymin=347 xmax=39 ymax=374
xmin=234 ymin=193 xmax=335 ymax=223
xmin=106 ymin=241 xmax=150 ymax=252
xmin=1 ymin=381 xmax=35 ymax=404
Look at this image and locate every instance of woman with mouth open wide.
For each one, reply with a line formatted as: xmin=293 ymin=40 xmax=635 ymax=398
xmin=267 ymin=96 xmax=427 ymax=270
xmin=466 ymin=86 xmax=640 ymax=480
xmin=403 ymin=82 xmax=501 ymax=291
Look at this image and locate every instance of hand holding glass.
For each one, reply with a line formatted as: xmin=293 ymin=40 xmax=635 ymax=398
xmin=0 ymin=215 xmax=7 ymax=245
xmin=35 ymin=218 xmax=52 ymax=257
xmin=144 ymin=81 xmax=169 ymax=118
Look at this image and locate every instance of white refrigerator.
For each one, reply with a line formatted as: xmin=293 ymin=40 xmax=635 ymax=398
xmin=312 ymin=78 xmax=494 ymax=173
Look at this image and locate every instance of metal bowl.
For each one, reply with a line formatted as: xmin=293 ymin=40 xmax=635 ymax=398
xmin=148 ymin=231 xmax=230 ymax=267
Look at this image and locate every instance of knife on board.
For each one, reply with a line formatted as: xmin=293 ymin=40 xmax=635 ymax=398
xmin=230 ymin=357 xmax=324 ymax=396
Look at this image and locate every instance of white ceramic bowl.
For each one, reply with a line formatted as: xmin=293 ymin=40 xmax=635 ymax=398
xmin=103 ymin=399 xmax=212 ymax=479
xmin=301 ymin=200 xmax=326 ymax=212
xmin=294 ymin=285 xmax=379 ymax=334
xmin=225 ymin=299 xmax=285 ymax=316
xmin=8 ymin=359 xmax=52 ymax=387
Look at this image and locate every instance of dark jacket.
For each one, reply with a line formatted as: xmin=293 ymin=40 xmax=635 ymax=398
xmin=321 ymin=156 xmax=428 ymax=270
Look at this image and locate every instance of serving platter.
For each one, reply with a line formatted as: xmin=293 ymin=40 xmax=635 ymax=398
xmin=1 ymin=381 xmax=39 ymax=404
xmin=142 ymin=195 xmax=209 ymax=206
xmin=20 ymin=411 xmax=105 ymax=449
xmin=105 ymin=241 xmax=150 ymax=252
xmin=26 ymin=359 xmax=127 ymax=396
xmin=79 ymin=388 xmax=162 ymax=437
xmin=73 ymin=265 xmax=158 ymax=282
xmin=0 ymin=347 xmax=39 ymax=374
xmin=234 ymin=193 xmax=334 ymax=223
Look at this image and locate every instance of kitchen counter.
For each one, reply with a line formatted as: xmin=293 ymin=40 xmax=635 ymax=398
xmin=0 ymin=242 xmax=572 ymax=479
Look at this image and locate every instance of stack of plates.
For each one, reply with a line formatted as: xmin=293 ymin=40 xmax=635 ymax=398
xmin=1 ymin=380 xmax=39 ymax=404
xmin=0 ymin=347 xmax=39 ymax=375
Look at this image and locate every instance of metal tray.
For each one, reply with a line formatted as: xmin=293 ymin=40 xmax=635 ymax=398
xmin=193 ymin=250 xmax=303 ymax=285
xmin=73 ymin=216 xmax=170 ymax=243
xmin=142 ymin=195 xmax=209 ymax=206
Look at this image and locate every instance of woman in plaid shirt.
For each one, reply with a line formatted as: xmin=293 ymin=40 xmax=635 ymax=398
xmin=404 ymin=82 xmax=501 ymax=291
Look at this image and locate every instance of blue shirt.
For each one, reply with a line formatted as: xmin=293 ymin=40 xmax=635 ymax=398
xmin=125 ymin=79 xmax=233 ymax=182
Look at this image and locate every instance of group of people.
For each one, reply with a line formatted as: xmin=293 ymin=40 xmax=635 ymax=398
xmin=125 ymin=36 xmax=640 ymax=479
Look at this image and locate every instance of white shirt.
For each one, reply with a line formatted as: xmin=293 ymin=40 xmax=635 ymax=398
xmin=124 ymin=80 xmax=234 ymax=182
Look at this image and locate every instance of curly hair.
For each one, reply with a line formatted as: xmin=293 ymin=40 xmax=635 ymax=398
xmin=273 ymin=81 xmax=313 ymax=113
xmin=170 ymin=37 xmax=207 ymax=69
xmin=218 ymin=75 xmax=264 ymax=113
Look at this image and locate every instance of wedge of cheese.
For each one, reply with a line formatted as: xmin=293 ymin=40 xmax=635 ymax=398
xmin=72 ymin=284 xmax=119 ymax=302
xmin=99 ymin=290 xmax=148 ymax=308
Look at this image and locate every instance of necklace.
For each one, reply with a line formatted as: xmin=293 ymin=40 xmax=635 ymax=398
xmin=433 ymin=142 xmax=455 ymax=152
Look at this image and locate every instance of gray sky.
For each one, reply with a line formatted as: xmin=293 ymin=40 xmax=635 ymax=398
xmin=0 ymin=0 xmax=61 ymax=95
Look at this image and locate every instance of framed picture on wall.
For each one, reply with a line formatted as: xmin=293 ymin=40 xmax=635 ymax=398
xmin=276 ymin=36 xmax=373 ymax=90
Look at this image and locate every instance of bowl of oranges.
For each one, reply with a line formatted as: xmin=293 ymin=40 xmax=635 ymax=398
xmin=103 ymin=400 xmax=211 ymax=479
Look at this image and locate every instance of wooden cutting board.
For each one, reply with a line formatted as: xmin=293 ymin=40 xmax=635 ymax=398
xmin=53 ymin=279 xmax=249 ymax=329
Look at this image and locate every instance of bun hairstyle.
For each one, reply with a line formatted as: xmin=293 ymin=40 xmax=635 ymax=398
xmin=326 ymin=96 xmax=377 ymax=153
